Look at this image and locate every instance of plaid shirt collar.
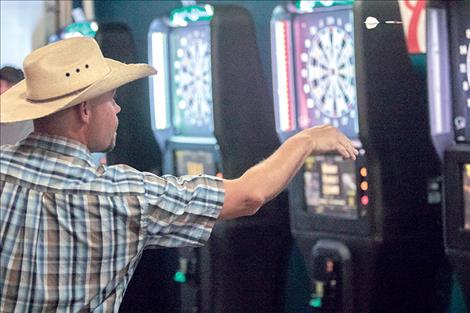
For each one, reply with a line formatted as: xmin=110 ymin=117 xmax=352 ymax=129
xmin=20 ymin=132 xmax=96 ymax=166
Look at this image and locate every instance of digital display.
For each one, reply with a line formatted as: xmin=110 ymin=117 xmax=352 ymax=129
xmin=169 ymin=23 xmax=214 ymax=136
xmin=174 ymin=150 xmax=216 ymax=176
xmin=304 ymin=155 xmax=357 ymax=219
xmin=292 ymin=8 xmax=359 ymax=139
xmin=463 ymin=164 xmax=470 ymax=230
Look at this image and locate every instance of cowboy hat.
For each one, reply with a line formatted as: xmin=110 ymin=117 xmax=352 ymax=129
xmin=0 ymin=37 xmax=157 ymax=123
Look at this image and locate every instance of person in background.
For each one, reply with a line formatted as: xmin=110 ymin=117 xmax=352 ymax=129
xmin=0 ymin=66 xmax=34 ymax=145
xmin=0 ymin=37 xmax=358 ymax=312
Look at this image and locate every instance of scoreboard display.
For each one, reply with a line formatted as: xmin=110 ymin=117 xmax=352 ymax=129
xmin=304 ymin=155 xmax=358 ymax=219
xmin=174 ymin=149 xmax=216 ymax=176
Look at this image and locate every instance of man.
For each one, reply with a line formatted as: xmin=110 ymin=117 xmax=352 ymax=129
xmin=0 ymin=37 xmax=358 ymax=312
xmin=0 ymin=66 xmax=34 ymax=145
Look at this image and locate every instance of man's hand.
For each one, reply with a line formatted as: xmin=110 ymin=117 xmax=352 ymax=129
xmin=301 ymin=124 xmax=359 ymax=160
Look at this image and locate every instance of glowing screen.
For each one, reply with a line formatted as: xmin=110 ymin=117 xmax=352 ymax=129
xmin=427 ymin=8 xmax=453 ymax=137
xmin=292 ymin=8 xmax=359 ymax=139
xmin=304 ymin=155 xmax=357 ymax=219
xmin=463 ymin=164 xmax=470 ymax=230
xmin=174 ymin=150 xmax=216 ymax=176
xmin=169 ymin=24 xmax=214 ymax=136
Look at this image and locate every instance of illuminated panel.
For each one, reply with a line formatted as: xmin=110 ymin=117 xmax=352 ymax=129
xmin=427 ymin=8 xmax=452 ymax=136
xmin=170 ymin=4 xmax=214 ymax=27
xmin=463 ymin=164 xmax=470 ymax=230
xmin=62 ymin=21 xmax=98 ymax=38
xmin=150 ymin=32 xmax=170 ymax=130
xmin=304 ymin=155 xmax=358 ymax=219
xmin=296 ymin=0 xmax=355 ymax=12
xmin=169 ymin=23 xmax=214 ymax=136
xmin=174 ymin=150 xmax=216 ymax=176
xmin=274 ymin=21 xmax=296 ymax=132
xmin=450 ymin=5 xmax=470 ymax=142
xmin=461 ymin=31 xmax=470 ymax=136
xmin=292 ymin=8 xmax=359 ymax=139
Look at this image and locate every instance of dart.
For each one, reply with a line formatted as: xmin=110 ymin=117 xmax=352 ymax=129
xmin=364 ymin=16 xmax=403 ymax=29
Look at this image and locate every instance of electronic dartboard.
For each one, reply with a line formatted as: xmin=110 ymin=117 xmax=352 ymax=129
xmin=272 ymin=1 xmax=445 ymax=312
xmin=294 ymin=9 xmax=359 ymax=139
xmin=150 ymin=5 xmax=291 ymax=313
xmin=452 ymin=9 xmax=470 ymax=142
xmin=170 ymin=25 xmax=214 ymax=136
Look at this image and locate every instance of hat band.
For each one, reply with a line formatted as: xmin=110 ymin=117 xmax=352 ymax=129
xmin=26 ymin=84 xmax=91 ymax=104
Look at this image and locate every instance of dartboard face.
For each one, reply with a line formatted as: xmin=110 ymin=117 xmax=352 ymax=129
xmin=293 ymin=9 xmax=359 ymax=139
xmin=170 ymin=24 xmax=214 ymax=136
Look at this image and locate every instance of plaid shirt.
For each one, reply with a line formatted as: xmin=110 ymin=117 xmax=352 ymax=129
xmin=0 ymin=133 xmax=224 ymax=313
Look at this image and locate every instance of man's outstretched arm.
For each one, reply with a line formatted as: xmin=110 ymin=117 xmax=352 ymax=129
xmin=219 ymin=125 xmax=358 ymax=220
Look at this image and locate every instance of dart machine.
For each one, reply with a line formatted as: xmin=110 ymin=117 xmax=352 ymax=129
xmin=271 ymin=1 xmax=442 ymax=312
xmin=148 ymin=3 xmax=290 ymax=313
xmin=427 ymin=0 xmax=470 ymax=307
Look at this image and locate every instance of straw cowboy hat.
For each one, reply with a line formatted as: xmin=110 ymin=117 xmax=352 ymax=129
xmin=0 ymin=37 xmax=157 ymax=123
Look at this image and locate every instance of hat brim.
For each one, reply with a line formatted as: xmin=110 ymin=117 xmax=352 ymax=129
xmin=0 ymin=59 xmax=157 ymax=123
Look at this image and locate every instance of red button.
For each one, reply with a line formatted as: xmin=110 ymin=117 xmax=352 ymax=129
xmin=361 ymin=195 xmax=369 ymax=205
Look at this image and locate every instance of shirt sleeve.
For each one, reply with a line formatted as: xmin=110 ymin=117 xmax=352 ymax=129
xmin=142 ymin=173 xmax=225 ymax=248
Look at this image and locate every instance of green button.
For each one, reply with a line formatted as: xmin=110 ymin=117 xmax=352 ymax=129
xmin=309 ymin=298 xmax=322 ymax=308
xmin=173 ymin=271 xmax=187 ymax=283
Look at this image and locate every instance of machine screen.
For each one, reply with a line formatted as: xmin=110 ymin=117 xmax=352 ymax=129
xmin=304 ymin=155 xmax=357 ymax=219
xmin=174 ymin=149 xmax=216 ymax=176
xmin=170 ymin=24 xmax=214 ymax=136
xmin=463 ymin=164 xmax=470 ymax=230
xmin=292 ymin=8 xmax=359 ymax=139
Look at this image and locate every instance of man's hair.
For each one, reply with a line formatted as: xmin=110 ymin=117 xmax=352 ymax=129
xmin=0 ymin=66 xmax=24 ymax=84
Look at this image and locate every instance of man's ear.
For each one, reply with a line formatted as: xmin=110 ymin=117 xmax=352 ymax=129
xmin=76 ymin=101 xmax=91 ymax=124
